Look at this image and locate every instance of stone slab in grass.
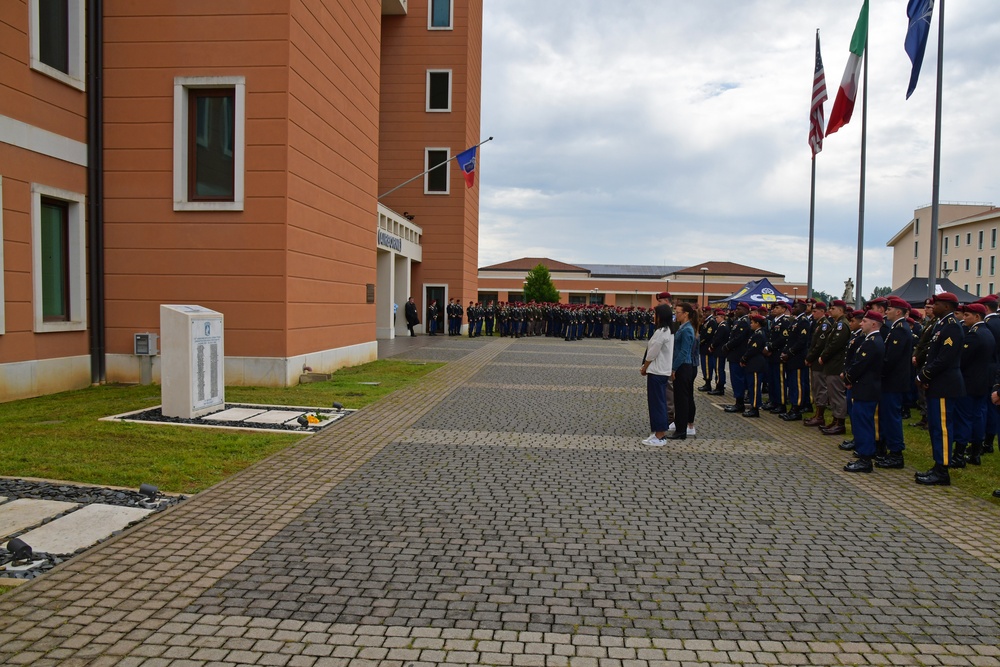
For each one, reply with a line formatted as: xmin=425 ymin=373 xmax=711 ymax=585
xmin=202 ymin=408 xmax=268 ymax=422
xmin=0 ymin=499 xmax=78 ymax=540
xmin=17 ymin=504 xmax=153 ymax=555
xmin=245 ymin=410 xmax=307 ymax=425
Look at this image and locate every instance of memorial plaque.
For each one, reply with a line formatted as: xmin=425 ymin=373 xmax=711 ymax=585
xmin=161 ymin=305 xmax=225 ymax=419
xmin=191 ymin=318 xmax=223 ymax=411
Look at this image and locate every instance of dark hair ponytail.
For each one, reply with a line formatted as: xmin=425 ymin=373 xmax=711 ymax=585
xmin=679 ymin=302 xmax=700 ymax=331
xmin=654 ymin=304 xmax=673 ymax=330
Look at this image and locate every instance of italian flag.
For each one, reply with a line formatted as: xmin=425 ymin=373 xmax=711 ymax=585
xmin=826 ymin=0 xmax=868 ymax=136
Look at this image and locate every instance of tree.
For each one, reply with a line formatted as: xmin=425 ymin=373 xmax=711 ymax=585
xmin=869 ymin=285 xmax=892 ymax=300
xmin=810 ymin=289 xmax=834 ymax=304
xmin=523 ymin=264 xmax=560 ymax=303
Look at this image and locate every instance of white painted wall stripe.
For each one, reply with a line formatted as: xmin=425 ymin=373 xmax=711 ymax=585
xmin=0 ymin=114 xmax=88 ymax=167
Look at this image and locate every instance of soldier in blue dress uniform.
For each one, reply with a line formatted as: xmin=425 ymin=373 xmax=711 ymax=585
xmin=722 ymin=303 xmax=751 ymax=413
xmin=915 ymin=292 xmax=966 ymax=486
xmin=953 ymin=303 xmax=995 ymax=467
xmin=780 ymin=300 xmax=813 ymax=421
xmin=707 ymin=309 xmax=730 ymax=396
xmin=739 ymin=314 xmax=769 ymax=417
xmin=873 ymin=297 xmax=914 ymax=468
xmin=842 ymin=311 xmax=885 ymax=472
xmin=763 ymin=301 xmax=791 ymax=414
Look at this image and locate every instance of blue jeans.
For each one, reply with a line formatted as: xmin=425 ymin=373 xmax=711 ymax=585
xmin=646 ymin=373 xmax=670 ymax=433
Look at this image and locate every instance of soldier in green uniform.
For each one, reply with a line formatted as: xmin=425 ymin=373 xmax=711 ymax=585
xmin=804 ymin=302 xmax=832 ymax=428
xmin=819 ymin=300 xmax=852 ymax=435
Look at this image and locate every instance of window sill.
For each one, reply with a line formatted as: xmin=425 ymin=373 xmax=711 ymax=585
xmin=30 ymin=60 xmax=86 ymax=92
xmin=35 ymin=319 xmax=87 ymax=333
xmin=174 ymin=200 xmax=244 ymax=212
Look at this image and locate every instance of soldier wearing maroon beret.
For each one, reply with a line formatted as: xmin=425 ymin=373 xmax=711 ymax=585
xmin=978 ymin=295 xmax=1000 ymax=453
xmin=954 ymin=303 xmax=995 ymax=467
xmin=842 ymin=311 xmax=886 ymax=472
xmin=914 ymin=292 xmax=965 ymax=485
xmin=739 ymin=315 xmax=769 ymax=417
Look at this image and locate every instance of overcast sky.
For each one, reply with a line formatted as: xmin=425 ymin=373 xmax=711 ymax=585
xmin=477 ymin=0 xmax=1000 ymax=298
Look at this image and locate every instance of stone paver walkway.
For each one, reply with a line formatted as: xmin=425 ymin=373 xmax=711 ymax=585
xmin=2 ymin=336 xmax=1000 ymax=666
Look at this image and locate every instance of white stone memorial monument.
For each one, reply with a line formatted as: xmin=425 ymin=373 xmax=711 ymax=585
xmin=160 ymin=305 xmax=225 ymax=419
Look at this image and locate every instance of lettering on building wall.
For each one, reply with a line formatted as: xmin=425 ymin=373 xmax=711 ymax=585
xmin=378 ymin=229 xmax=403 ymax=253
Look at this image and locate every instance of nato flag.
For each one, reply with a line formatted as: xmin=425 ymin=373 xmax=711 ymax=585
xmin=904 ymin=0 xmax=934 ymax=99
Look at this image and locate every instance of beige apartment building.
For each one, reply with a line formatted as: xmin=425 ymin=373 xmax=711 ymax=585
xmin=0 ymin=0 xmax=482 ymax=402
xmin=887 ymin=203 xmax=1000 ymax=297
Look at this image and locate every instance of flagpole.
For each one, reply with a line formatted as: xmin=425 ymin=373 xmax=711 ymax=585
xmin=926 ymin=0 xmax=945 ymax=299
xmin=855 ymin=34 xmax=868 ymax=307
xmin=808 ymin=156 xmax=816 ymax=298
xmin=377 ymin=136 xmax=493 ymax=200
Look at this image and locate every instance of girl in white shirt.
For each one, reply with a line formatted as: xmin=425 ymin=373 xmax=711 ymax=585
xmin=640 ymin=304 xmax=675 ymax=446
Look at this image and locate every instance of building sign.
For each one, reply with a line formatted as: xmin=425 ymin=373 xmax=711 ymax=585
xmin=378 ymin=229 xmax=403 ymax=253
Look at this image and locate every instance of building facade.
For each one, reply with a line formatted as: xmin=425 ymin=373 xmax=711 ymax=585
xmin=0 ymin=0 xmax=482 ymax=402
xmin=887 ymin=203 xmax=999 ymax=297
xmin=477 ymin=258 xmax=806 ymax=308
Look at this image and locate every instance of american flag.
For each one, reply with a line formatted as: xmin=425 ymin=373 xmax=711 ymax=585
xmin=809 ymin=31 xmax=828 ymax=157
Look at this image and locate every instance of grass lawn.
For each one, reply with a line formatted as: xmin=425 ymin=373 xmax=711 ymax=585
xmin=0 ymin=359 xmax=442 ymax=495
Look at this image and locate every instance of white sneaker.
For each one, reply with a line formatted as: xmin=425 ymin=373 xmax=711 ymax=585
xmin=642 ymin=436 xmax=667 ymax=447
xmin=668 ymin=422 xmax=675 ymax=431
xmin=687 ymin=426 xmax=696 ymax=437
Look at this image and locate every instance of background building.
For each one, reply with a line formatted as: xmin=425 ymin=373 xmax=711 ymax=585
xmin=887 ymin=202 xmax=999 ymax=297
xmin=477 ymin=258 xmax=806 ymax=308
xmin=0 ymin=0 xmax=482 ymax=402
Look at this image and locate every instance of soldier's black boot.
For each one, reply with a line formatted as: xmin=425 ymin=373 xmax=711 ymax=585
xmin=915 ymin=463 xmax=950 ymax=486
xmin=724 ymin=400 xmax=745 ymax=414
xmin=781 ymin=408 xmax=803 ymax=422
xmin=770 ymin=404 xmax=787 ymax=415
xmin=707 ymin=386 xmax=726 ymax=396
xmin=875 ymin=438 xmax=888 ymax=459
xmin=742 ymin=407 xmax=760 ymax=418
xmin=839 ymin=438 xmax=855 ymax=451
xmin=984 ymin=434 xmax=996 ymax=454
xmin=698 ymin=381 xmax=712 ymax=392
xmin=951 ymin=443 xmax=968 ymax=469
xmin=967 ymin=441 xmax=984 ymax=466
xmin=875 ymin=452 xmax=905 ymax=469
xmin=844 ymin=457 xmax=873 ymax=473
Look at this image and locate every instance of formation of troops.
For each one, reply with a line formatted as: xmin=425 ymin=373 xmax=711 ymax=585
xmin=440 ymin=299 xmax=658 ymax=341
xmin=430 ymin=291 xmax=1000 ymax=495
xmin=701 ymin=293 xmax=1000 ymax=491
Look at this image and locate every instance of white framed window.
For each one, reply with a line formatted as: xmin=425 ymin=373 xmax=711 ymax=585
xmin=426 ymin=70 xmax=452 ymax=112
xmin=966 ymin=258 xmax=971 ymax=272
xmin=29 ymin=0 xmax=86 ymax=90
xmin=428 ymin=0 xmax=453 ymax=29
xmin=424 ymin=148 xmax=450 ymax=194
xmin=943 ymin=236 xmax=948 ymax=255
xmin=0 ymin=175 xmax=5 ymax=335
xmin=31 ymin=183 xmax=86 ymax=333
xmin=978 ymin=257 xmax=983 ymax=277
xmin=913 ymin=241 xmax=918 ymax=259
xmin=992 ymin=256 xmax=996 ymax=276
xmin=173 ymin=76 xmax=246 ymax=212
xmin=980 ymin=230 xmax=985 ymax=250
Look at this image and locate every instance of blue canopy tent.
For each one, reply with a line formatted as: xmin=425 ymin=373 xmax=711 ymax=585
xmin=714 ymin=278 xmax=793 ymax=309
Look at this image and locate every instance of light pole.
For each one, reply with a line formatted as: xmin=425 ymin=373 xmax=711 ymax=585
xmin=590 ymin=288 xmax=599 ymax=305
xmin=700 ymin=267 xmax=709 ymax=307
xmin=793 ymin=286 xmax=798 ymax=301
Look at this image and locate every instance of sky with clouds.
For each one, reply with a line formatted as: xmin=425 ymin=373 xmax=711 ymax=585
xmin=477 ymin=0 xmax=1000 ymax=298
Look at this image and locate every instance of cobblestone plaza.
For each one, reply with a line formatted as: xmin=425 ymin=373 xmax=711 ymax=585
xmin=3 ymin=337 xmax=1000 ymax=666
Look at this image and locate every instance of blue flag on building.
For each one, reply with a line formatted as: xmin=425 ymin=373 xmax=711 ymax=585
xmin=904 ymin=0 xmax=935 ymax=99
xmin=456 ymin=146 xmax=477 ymax=188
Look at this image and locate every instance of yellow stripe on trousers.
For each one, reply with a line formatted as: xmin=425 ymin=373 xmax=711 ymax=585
xmin=940 ymin=398 xmax=949 ymax=466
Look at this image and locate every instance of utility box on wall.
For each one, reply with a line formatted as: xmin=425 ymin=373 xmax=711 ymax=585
xmin=160 ymin=305 xmax=225 ymax=419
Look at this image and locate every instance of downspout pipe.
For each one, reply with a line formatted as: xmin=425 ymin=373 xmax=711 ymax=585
xmin=86 ymin=0 xmax=105 ymax=384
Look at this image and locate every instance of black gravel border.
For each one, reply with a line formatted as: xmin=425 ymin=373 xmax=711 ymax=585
xmin=0 ymin=479 xmax=185 ymax=579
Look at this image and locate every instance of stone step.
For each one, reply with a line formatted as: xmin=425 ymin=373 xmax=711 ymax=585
xmin=15 ymin=504 xmax=154 ymax=555
xmin=0 ymin=499 xmax=78 ymax=540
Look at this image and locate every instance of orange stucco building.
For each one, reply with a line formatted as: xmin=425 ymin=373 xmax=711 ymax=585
xmin=478 ymin=258 xmax=807 ymax=308
xmin=0 ymin=0 xmax=482 ymax=401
